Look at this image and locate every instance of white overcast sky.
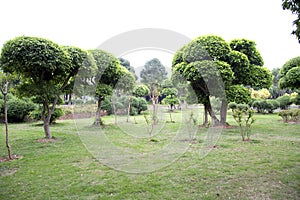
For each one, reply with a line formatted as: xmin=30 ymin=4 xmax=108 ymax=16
xmin=0 ymin=0 xmax=299 ymax=72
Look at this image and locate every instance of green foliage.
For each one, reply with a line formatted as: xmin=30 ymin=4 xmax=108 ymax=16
xmin=133 ymin=85 xmax=150 ymax=97
xmin=279 ymin=56 xmax=300 ymax=89
xmin=118 ymin=57 xmax=137 ymax=80
xmin=0 ymin=36 xmax=71 ymax=80
xmin=282 ymin=0 xmax=300 ymax=43
xmin=62 ymin=46 xmax=89 ymax=95
xmin=248 ymin=66 xmax=273 ymax=89
xmin=279 ymin=67 xmax=300 ymax=89
xmin=0 ymin=36 xmax=81 ymax=137
xmin=231 ymin=103 xmax=255 ymax=141
xmin=228 ymin=102 xmax=237 ymax=110
xmin=236 ymin=103 xmax=250 ymax=112
xmin=130 ymin=97 xmax=148 ymax=115
xmin=3 ymin=97 xmax=36 ymax=122
xmin=183 ymin=35 xmax=231 ymax=62
xmin=276 ymin=95 xmax=292 ymax=109
xmin=162 ymin=96 xmax=180 ymax=108
xmin=252 ymin=99 xmax=280 ymax=114
xmin=162 ymin=87 xmax=178 ymax=97
xmin=280 ymin=56 xmax=300 ymax=76
xmin=101 ymin=97 xmax=113 ymax=115
xmin=140 ymin=58 xmax=168 ymax=85
xmin=226 ymin=85 xmax=251 ymax=104
xmin=101 ymin=96 xmax=148 ymax=116
xmin=227 ymin=50 xmax=250 ymax=85
xmin=292 ymin=93 xmax=300 ymax=105
xmin=278 ymin=109 xmax=300 ymax=122
xmin=30 ymin=107 xmax=64 ymax=124
xmin=229 ymin=39 xmax=264 ymax=66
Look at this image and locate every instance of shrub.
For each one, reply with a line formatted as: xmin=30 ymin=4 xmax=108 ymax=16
xmin=278 ymin=109 xmax=300 ymax=122
xmin=267 ymin=100 xmax=280 ymax=113
xmin=228 ymin=102 xmax=237 ymax=110
xmin=101 ymin=97 xmax=113 ymax=115
xmin=252 ymin=99 xmax=280 ymax=113
xmin=231 ymin=103 xmax=256 ymax=141
xmin=237 ymin=103 xmax=250 ymax=112
xmin=6 ymin=98 xmax=36 ymax=122
xmin=292 ymin=93 xmax=300 ymax=105
xmin=29 ymin=107 xmax=64 ymax=124
xmin=276 ymin=95 xmax=292 ymax=109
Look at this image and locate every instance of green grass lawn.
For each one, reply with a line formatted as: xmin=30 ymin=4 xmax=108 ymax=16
xmin=0 ymin=110 xmax=299 ymax=199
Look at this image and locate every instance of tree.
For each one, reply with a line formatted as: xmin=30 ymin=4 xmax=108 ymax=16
xmin=89 ymin=49 xmax=131 ymax=125
xmin=172 ymin=35 xmax=233 ymax=125
xmin=229 ymin=39 xmax=264 ymax=66
xmin=0 ymin=72 xmax=13 ymax=160
xmin=162 ymin=87 xmax=179 ymax=110
xmin=282 ymin=0 xmax=300 ymax=43
xmin=133 ymin=84 xmax=150 ymax=98
xmin=140 ymin=58 xmax=168 ymax=124
xmin=119 ymin=57 xmax=137 ymax=80
xmin=0 ymin=36 xmax=78 ymax=139
xmin=112 ymin=67 xmax=135 ymax=123
xmin=270 ymin=68 xmax=286 ymax=98
xmin=62 ymin=46 xmax=90 ymax=105
xmin=173 ymin=36 xmax=272 ymax=125
xmin=279 ymin=56 xmax=300 ymax=90
xmin=140 ymin=58 xmax=168 ymax=85
xmin=226 ymin=85 xmax=251 ymax=104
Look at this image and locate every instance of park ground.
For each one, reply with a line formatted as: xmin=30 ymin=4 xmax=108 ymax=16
xmin=0 ymin=109 xmax=299 ymax=200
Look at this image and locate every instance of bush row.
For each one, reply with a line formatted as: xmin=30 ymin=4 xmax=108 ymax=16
xmin=278 ymin=109 xmax=300 ymax=122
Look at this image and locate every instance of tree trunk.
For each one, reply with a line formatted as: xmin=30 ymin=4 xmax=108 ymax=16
xmin=41 ymin=96 xmax=59 ymax=139
xmin=95 ymin=99 xmax=103 ymax=126
xmin=41 ymin=101 xmax=53 ymax=139
xmin=43 ymin=121 xmax=52 ymax=139
xmin=3 ymin=83 xmax=12 ymax=160
xmin=126 ymin=96 xmax=131 ymax=123
xmin=220 ymin=99 xmax=228 ymax=126
xmin=68 ymin=93 xmax=72 ymax=106
xmin=205 ymin=101 xmax=220 ymax=126
xmin=111 ymin=96 xmax=118 ymax=125
xmin=203 ymin=104 xmax=208 ymax=126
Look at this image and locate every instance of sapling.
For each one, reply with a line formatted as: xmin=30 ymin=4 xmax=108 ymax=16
xmin=231 ymin=103 xmax=256 ymax=141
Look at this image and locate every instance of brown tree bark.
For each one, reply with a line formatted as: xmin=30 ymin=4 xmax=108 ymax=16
xmin=95 ymin=99 xmax=103 ymax=126
xmin=205 ymin=100 xmax=220 ymax=126
xmin=220 ymin=99 xmax=228 ymax=126
xmin=2 ymin=82 xmax=12 ymax=160
xmin=126 ymin=96 xmax=131 ymax=123
xmin=203 ymin=104 xmax=208 ymax=126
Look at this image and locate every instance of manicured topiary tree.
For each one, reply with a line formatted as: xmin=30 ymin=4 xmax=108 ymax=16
xmin=0 ymin=36 xmax=77 ymax=138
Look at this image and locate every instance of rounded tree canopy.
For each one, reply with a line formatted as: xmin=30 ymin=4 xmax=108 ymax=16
xmin=229 ymin=38 xmax=264 ymax=66
xmin=63 ymin=46 xmax=89 ymax=77
xmin=183 ymin=35 xmax=231 ymax=63
xmin=0 ymin=36 xmax=71 ymax=81
xmin=133 ymin=84 xmax=150 ymax=97
xmin=226 ymin=85 xmax=251 ymax=104
xmin=248 ymin=66 xmax=273 ymax=89
xmin=279 ymin=66 xmax=300 ymax=89
xmin=280 ymin=56 xmax=300 ymax=76
xmin=89 ymin=49 xmax=123 ymax=86
xmin=227 ymin=50 xmax=250 ymax=85
xmin=140 ymin=58 xmax=168 ymax=84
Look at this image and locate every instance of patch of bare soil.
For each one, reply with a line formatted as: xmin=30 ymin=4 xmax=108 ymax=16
xmin=198 ymin=124 xmax=236 ymax=129
xmin=0 ymin=155 xmax=22 ymax=163
xmin=36 ymin=138 xmax=60 ymax=143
